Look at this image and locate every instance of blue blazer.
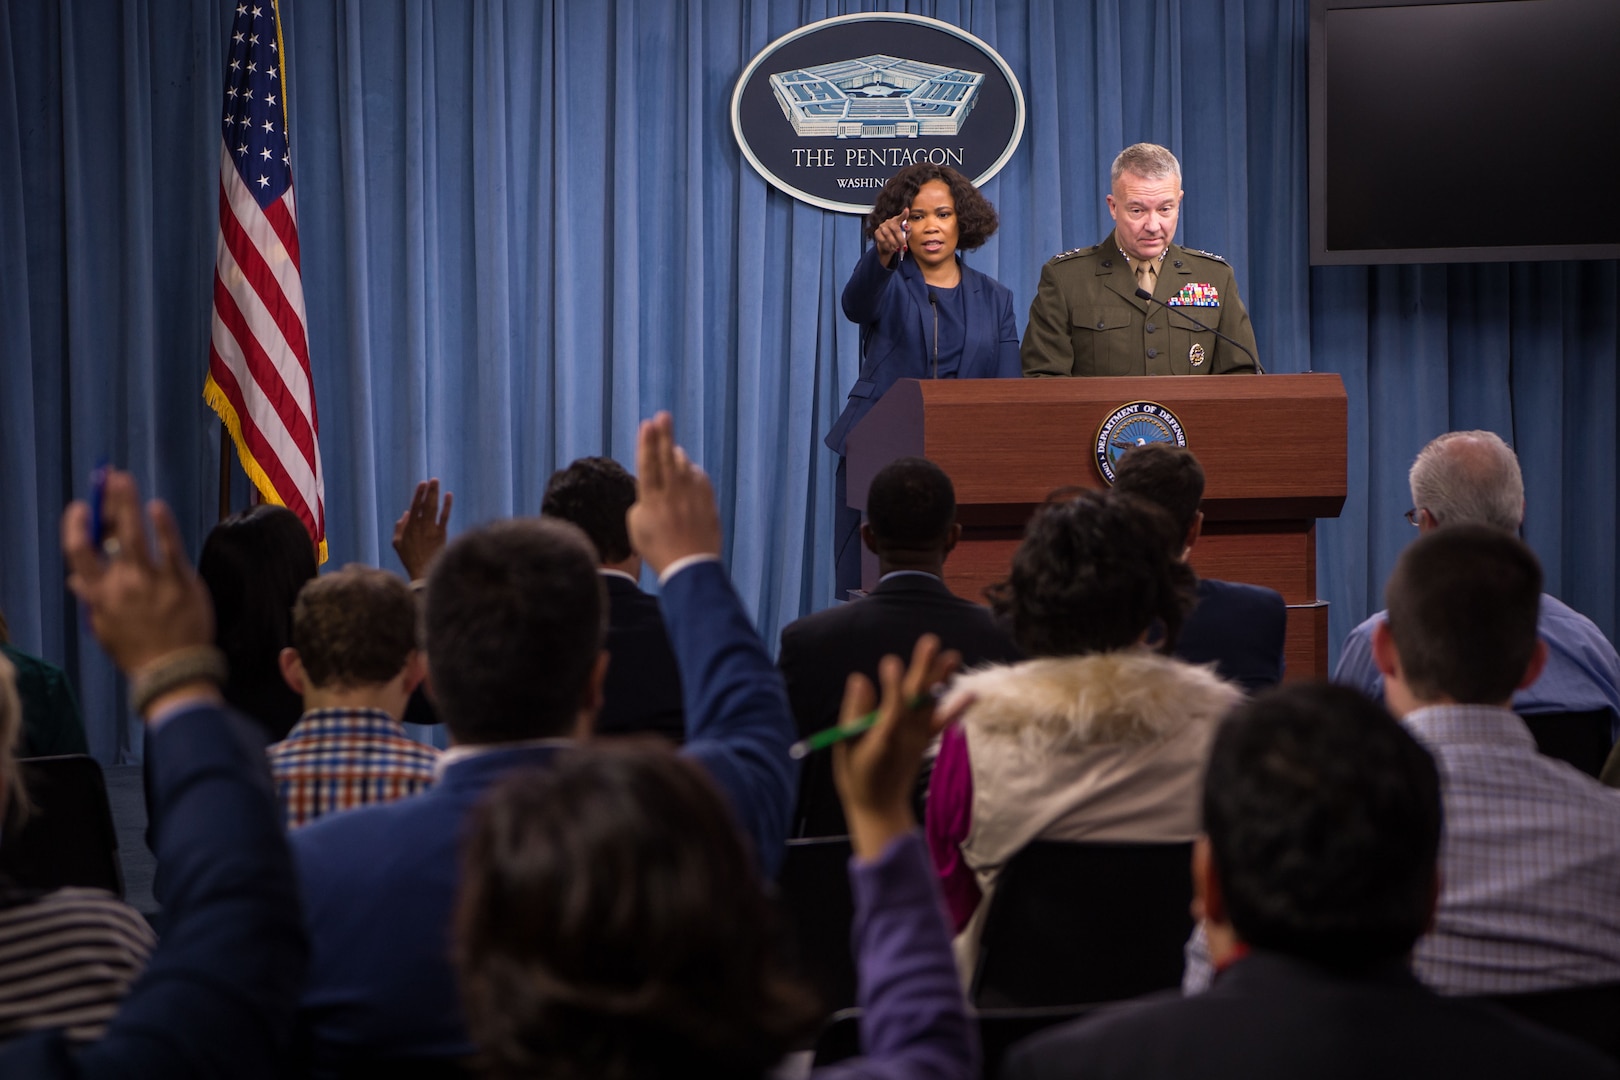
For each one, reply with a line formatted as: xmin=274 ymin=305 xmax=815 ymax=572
xmin=825 ymin=245 xmax=1022 ymax=456
xmin=290 ymin=559 xmax=797 ymax=1065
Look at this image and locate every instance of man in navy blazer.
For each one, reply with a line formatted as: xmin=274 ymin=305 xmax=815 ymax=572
xmin=1 ymin=470 xmax=307 ymax=1079
xmin=541 ymin=455 xmax=684 ymax=743
xmin=1112 ymin=443 xmax=1286 ymax=693
xmin=292 ymin=414 xmax=796 ymax=1070
xmin=1001 ymin=684 xmax=1614 ymax=1080
xmin=780 ymin=458 xmax=1022 ymax=835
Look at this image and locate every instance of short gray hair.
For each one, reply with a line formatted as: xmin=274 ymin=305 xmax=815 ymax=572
xmin=1408 ymin=431 xmax=1524 ymax=532
xmin=1111 ymin=143 xmax=1181 ymax=186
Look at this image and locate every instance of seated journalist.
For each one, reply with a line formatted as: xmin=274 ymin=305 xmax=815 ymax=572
xmin=925 ymin=490 xmax=1241 ymax=977
xmin=1001 ymin=683 xmax=1615 ymax=1080
xmin=541 ymin=455 xmax=685 ymax=743
xmin=455 ymin=636 xmax=977 ymax=1080
xmin=1110 ymin=442 xmax=1286 ymax=693
xmin=0 ymin=653 xmax=155 ymax=1045
xmin=268 ymin=565 xmax=438 ymax=829
xmin=290 ymin=414 xmax=798 ymax=1070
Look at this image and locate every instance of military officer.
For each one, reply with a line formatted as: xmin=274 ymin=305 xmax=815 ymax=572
xmin=1022 ymin=143 xmax=1259 ymax=377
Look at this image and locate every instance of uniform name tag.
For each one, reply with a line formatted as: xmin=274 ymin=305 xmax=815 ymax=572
xmin=1167 ymin=283 xmax=1221 ymax=307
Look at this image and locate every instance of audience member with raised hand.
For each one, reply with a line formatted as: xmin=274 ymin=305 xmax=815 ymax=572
xmin=290 ymin=411 xmax=796 ymax=1069
xmin=455 ymin=634 xmax=978 ymax=1080
xmin=624 ymin=412 xmax=798 ymax=871
xmin=392 ymin=477 xmax=454 ymax=583
xmin=390 ymin=478 xmax=455 ymax=730
xmin=0 ymin=470 xmax=306 ymax=1078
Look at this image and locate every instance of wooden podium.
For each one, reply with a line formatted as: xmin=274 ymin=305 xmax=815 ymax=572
xmin=845 ymin=374 xmax=1348 ymax=680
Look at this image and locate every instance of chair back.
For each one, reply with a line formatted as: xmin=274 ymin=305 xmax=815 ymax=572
xmin=1479 ymin=982 xmax=1620 ymax=1064
xmin=1519 ymin=708 xmax=1616 ymax=778
xmin=0 ymin=754 xmax=122 ymax=896
xmin=811 ymin=1003 xmax=1096 ymax=1074
xmin=776 ymin=835 xmax=857 ymax=1013
xmin=331 ymin=1058 xmax=477 ymax=1080
xmin=971 ymin=839 xmax=1194 ymax=1008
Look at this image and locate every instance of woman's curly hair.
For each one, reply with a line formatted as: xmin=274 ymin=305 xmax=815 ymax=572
xmin=865 ymin=163 xmax=1000 ymax=250
xmin=987 ymin=489 xmax=1198 ymax=659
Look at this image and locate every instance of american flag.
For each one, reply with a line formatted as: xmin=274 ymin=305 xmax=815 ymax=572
xmin=204 ymin=0 xmax=327 ymax=561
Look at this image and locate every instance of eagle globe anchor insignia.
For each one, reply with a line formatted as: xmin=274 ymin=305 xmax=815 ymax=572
xmin=1094 ymin=401 xmax=1188 ymax=484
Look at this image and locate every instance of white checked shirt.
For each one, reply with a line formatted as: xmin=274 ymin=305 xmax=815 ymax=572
xmin=1181 ymin=702 xmax=1620 ymax=997
xmin=1402 ymin=703 xmax=1620 ymax=994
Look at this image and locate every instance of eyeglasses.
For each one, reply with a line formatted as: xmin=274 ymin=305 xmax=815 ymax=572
xmin=1404 ymin=508 xmax=1426 ymax=527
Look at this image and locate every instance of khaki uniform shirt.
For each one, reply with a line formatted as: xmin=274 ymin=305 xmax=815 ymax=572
xmin=1021 ymin=231 xmax=1259 ymax=377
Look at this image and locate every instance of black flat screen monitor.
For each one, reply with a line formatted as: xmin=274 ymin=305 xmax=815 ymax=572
xmin=1309 ymin=0 xmax=1620 ymax=265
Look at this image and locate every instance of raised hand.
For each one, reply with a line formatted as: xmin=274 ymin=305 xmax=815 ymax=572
xmin=393 ymin=478 xmax=454 ymax=580
xmin=62 ymin=470 xmax=216 ymax=690
xmin=832 ymin=633 xmax=969 ymax=860
xmin=626 ymin=412 xmax=722 ymax=577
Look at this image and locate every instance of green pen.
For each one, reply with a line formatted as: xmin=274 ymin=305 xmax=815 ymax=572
xmin=787 ymin=690 xmax=938 ymax=760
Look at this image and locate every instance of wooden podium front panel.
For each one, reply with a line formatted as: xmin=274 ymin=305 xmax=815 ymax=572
xmin=1285 ymin=603 xmax=1330 ymax=684
xmin=845 ymin=374 xmax=1347 ymax=680
xmin=1189 ymin=523 xmax=1316 ymax=603
xmin=847 ymin=374 xmax=1348 ymax=522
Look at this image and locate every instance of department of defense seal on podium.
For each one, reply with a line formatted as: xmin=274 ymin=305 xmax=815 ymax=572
xmin=1094 ymin=401 xmax=1188 ymax=483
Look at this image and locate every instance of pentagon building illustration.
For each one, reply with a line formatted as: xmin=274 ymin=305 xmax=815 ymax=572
xmin=770 ymin=55 xmax=984 ymax=138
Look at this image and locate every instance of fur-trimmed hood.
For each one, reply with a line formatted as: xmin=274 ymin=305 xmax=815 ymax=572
xmin=947 ymin=649 xmax=1243 ymax=752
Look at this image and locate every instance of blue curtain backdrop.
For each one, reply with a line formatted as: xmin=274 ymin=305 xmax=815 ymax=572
xmin=1 ymin=0 xmax=1615 ymax=762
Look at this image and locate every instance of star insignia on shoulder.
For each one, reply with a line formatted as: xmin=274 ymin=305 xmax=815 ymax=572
xmin=1051 ymin=244 xmax=1097 ymax=264
xmin=1180 ymin=246 xmax=1230 ymax=265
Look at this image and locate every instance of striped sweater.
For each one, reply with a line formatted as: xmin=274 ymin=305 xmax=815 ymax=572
xmin=0 ymin=885 xmax=155 ymax=1043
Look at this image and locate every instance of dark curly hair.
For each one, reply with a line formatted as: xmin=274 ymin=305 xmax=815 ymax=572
xmin=865 ymin=163 xmax=1000 ymax=250
xmin=456 ymin=746 xmax=822 ymax=1080
xmin=989 ymin=490 xmax=1197 ymax=658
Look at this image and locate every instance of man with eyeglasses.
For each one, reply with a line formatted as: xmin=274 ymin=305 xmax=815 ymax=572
xmin=1333 ymin=430 xmax=1620 ymax=742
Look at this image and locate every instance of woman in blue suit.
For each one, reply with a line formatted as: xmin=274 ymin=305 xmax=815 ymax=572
xmin=825 ymin=164 xmax=1021 ymax=597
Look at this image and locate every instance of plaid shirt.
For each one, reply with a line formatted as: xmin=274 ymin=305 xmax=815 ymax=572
xmin=1183 ymin=703 xmax=1620 ymax=998
xmin=1403 ymin=704 xmax=1620 ymax=994
xmin=268 ymin=708 xmax=439 ymax=829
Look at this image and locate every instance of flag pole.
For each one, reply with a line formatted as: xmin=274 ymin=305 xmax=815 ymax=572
xmin=218 ymin=423 xmax=232 ymax=520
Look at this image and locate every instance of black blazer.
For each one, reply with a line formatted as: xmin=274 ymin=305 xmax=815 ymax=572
xmin=597 ymin=574 xmax=685 ymax=744
xmin=779 ymin=573 xmax=1022 ymax=836
xmin=1002 ymin=951 xmax=1615 ymax=1080
xmin=1174 ymin=578 xmax=1287 ymax=695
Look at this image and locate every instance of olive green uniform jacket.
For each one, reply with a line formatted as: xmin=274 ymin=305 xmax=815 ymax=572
xmin=1020 ymin=232 xmax=1259 ymax=377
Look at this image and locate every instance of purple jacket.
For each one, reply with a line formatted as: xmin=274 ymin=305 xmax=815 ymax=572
xmin=816 ymin=832 xmax=978 ymax=1080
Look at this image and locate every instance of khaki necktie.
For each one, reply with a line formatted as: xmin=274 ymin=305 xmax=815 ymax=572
xmin=1135 ymin=258 xmax=1158 ymax=297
